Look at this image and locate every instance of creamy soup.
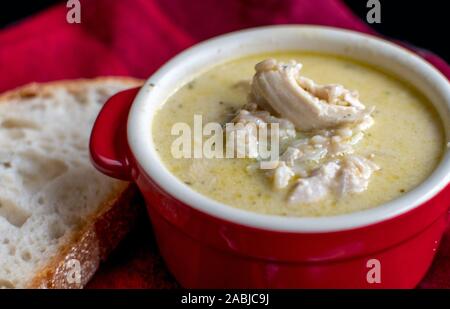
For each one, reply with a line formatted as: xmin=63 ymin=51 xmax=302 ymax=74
xmin=152 ymin=52 xmax=445 ymax=217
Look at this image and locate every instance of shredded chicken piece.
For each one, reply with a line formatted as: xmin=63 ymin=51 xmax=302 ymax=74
xmin=232 ymin=109 xmax=296 ymax=138
xmin=289 ymin=155 xmax=380 ymax=204
xmin=230 ymin=107 xmax=376 ymax=191
xmin=251 ymin=58 xmax=374 ymax=131
xmin=273 ymin=162 xmax=295 ymax=189
xmin=279 ymin=147 xmax=301 ymax=166
xmin=226 ymin=109 xmax=296 ymax=159
xmin=289 ymin=161 xmax=341 ymax=204
xmin=337 ymin=155 xmax=380 ymax=196
xmin=227 ymin=59 xmax=380 ymax=205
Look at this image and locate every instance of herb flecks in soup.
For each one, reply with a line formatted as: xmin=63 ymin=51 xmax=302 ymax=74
xmin=153 ymin=53 xmax=445 ymax=217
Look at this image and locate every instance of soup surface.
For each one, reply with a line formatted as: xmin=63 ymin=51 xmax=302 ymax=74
xmin=152 ymin=52 xmax=445 ymax=216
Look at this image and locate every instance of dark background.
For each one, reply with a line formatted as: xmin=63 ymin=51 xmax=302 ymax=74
xmin=0 ymin=0 xmax=448 ymax=62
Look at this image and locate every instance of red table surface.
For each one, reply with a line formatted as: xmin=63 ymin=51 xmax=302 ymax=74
xmin=0 ymin=0 xmax=449 ymax=288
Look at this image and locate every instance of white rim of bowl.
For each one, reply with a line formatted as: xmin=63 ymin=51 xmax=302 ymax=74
xmin=127 ymin=25 xmax=450 ymax=233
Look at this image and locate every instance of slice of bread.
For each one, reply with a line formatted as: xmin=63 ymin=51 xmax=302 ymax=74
xmin=0 ymin=78 xmax=143 ymax=288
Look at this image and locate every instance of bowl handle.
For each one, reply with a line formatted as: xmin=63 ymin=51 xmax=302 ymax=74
xmin=90 ymin=87 xmax=140 ymax=181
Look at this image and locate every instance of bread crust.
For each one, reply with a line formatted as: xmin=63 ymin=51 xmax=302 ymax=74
xmin=28 ymin=184 xmax=140 ymax=288
xmin=0 ymin=77 xmax=143 ymax=102
xmin=0 ymin=78 xmax=144 ymax=289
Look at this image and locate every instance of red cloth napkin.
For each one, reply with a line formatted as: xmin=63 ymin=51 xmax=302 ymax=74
xmin=1 ymin=0 xmax=448 ymax=288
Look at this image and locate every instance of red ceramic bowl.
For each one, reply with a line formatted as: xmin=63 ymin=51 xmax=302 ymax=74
xmin=90 ymin=26 xmax=450 ymax=288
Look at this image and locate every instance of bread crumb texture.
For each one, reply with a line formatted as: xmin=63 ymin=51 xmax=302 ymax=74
xmin=0 ymin=78 xmax=140 ymax=288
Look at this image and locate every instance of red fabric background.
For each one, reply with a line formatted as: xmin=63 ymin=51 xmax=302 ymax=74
xmin=1 ymin=0 xmax=448 ymax=288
